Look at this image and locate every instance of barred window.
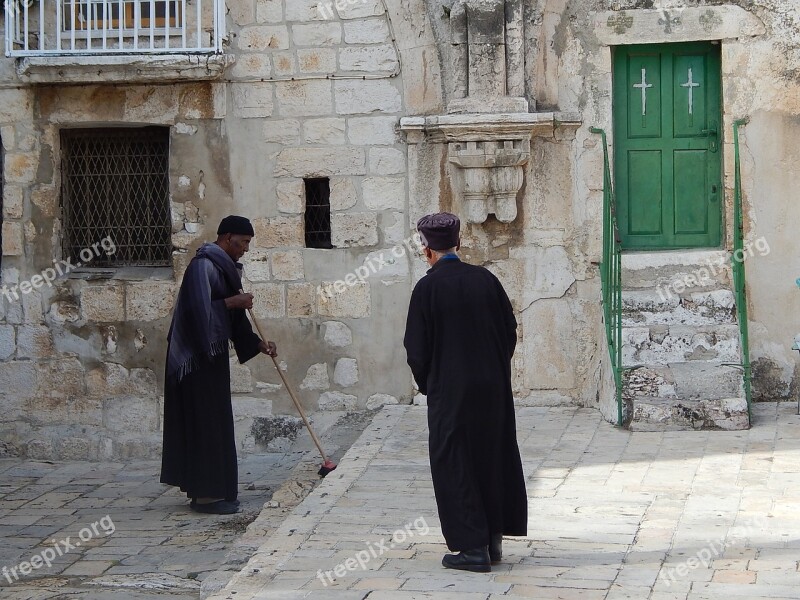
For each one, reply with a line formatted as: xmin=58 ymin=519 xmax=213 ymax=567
xmin=304 ymin=178 xmax=332 ymax=249
xmin=60 ymin=127 xmax=172 ymax=267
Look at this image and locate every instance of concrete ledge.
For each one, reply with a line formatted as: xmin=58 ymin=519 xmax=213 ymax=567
xmin=16 ymin=53 xmax=232 ymax=84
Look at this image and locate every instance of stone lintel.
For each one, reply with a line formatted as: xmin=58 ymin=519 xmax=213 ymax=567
xmin=16 ymin=53 xmax=232 ymax=84
xmin=400 ymin=112 xmax=581 ymax=144
xmin=593 ymin=6 xmax=766 ymax=46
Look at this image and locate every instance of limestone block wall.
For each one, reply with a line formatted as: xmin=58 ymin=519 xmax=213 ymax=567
xmin=0 ymin=0 xmax=425 ymax=459
xmin=5 ymin=0 xmax=796 ymax=459
xmin=221 ymin=0 xmax=413 ymax=426
xmin=405 ymin=124 xmax=606 ymax=409
xmin=411 ymin=0 xmax=607 ymax=410
xmin=416 ymin=0 xmax=800 ymax=414
xmin=567 ymin=0 xmax=800 ymax=403
xmin=0 ymin=83 xmax=230 ymax=459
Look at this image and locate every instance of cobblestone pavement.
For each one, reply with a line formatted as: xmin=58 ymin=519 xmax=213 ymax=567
xmin=209 ymin=402 xmax=800 ymax=600
xmin=0 ymin=410 xmax=376 ymax=599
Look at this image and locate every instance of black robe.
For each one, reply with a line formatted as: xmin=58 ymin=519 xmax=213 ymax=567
xmin=160 ymin=251 xmax=261 ymax=501
xmin=404 ymin=257 xmax=528 ymax=551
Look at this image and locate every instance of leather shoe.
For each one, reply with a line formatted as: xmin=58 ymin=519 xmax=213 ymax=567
xmin=192 ymin=498 xmax=241 ymax=508
xmin=489 ymin=534 xmax=502 ymax=564
xmin=442 ymin=547 xmax=490 ymax=573
xmin=190 ymin=500 xmax=239 ymax=515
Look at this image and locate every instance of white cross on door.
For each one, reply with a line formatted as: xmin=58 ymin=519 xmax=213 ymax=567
xmin=633 ymin=68 xmax=653 ymax=116
xmin=680 ymin=68 xmax=700 ymax=115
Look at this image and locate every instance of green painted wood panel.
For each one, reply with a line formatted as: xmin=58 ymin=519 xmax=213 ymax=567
xmin=628 ymin=150 xmax=662 ymax=235
xmin=613 ymin=42 xmax=722 ymax=249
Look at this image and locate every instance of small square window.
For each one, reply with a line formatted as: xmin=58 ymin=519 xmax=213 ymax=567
xmin=304 ymin=178 xmax=332 ymax=249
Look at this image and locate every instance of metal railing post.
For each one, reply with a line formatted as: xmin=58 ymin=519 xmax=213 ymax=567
xmin=733 ymin=118 xmax=752 ymax=422
xmin=591 ymin=127 xmax=624 ymax=426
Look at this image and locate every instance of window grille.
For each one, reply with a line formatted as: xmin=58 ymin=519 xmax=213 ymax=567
xmin=61 ymin=127 xmax=172 ymax=267
xmin=62 ymin=0 xmax=183 ymax=32
xmin=304 ymin=178 xmax=332 ymax=249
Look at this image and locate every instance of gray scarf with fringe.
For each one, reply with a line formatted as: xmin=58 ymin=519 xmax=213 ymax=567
xmin=166 ymin=243 xmax=243 ymax=384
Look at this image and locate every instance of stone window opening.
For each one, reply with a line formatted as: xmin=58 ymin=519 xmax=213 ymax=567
xmin=60 ymin=126 xmax=172 ymax=267
xmin=304 ymin=178 xmax=332 ymax=249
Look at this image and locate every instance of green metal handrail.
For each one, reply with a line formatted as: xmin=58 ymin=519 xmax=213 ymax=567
xmin=590 ymin=127 xmax=624 ymax=426
xmin=732 ymin=118 xmax=752 ymax=421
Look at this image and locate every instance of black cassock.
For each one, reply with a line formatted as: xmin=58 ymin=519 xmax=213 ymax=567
xmin=404 ymin=257 xmax=528 ymax=551
xmin=160 ymin=251 xmax=261 ymax=502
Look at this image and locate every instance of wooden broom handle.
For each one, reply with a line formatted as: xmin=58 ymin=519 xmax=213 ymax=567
xmin=240 ymin=294 xmax=330 ymax=463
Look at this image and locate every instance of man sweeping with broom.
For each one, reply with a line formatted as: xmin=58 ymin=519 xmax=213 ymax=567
xmin=161 ymin=215 xmax=277 ymax=515
xmin=404 ymin=213 xmax=528 ymax=572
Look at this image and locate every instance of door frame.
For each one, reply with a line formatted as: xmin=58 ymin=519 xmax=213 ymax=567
xmin=612 ymin=41 xmax=724 ymax=251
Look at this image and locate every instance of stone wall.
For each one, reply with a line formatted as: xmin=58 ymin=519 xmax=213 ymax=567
xmin=575 ymin=0 xmax=800 ymax=403
xmin=1 ymin=0 xmax=799 ymax=458
xmin=0 ymin=0 xmax=419 ymax=459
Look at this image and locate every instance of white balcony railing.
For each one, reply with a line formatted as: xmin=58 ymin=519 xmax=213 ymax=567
xmin=5 ymin=0 xmax=224 ymax=57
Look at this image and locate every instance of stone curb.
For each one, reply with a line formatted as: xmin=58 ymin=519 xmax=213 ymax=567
xmin=206 ymin=405 xmax=408 ymax=599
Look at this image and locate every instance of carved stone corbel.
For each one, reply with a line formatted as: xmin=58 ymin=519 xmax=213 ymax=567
xmin=400 ymin=113 xmax=581 ymax=224
xmin=448 ymin=139 xmax=529 ymax=223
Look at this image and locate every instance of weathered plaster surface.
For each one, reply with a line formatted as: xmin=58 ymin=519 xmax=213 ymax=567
xmin=0 ymin=0 xmax=798 ymax=455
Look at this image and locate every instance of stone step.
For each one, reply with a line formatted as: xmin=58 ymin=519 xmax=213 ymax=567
xmin=622 ymin=324 xmax=741 ymax=366
xmin=622 ymin=250 xmax=732 ymax=291
xmin=629 ymin=396 xmax=748 ymax=431
xmin=622 ymin=289 xmax=736 ymax=326
xmin=623 ymin=363 xmax=744 ymax=402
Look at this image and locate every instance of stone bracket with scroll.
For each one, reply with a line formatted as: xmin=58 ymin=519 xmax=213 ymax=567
xmin=448 ymin=139 xmax=530 ymax=223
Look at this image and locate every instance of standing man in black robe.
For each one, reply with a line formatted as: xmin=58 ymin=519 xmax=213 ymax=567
xmin=404 ymin=212 xmax=528 ymax=572
xmin=161 ymin=215 xmax=277 ymax=515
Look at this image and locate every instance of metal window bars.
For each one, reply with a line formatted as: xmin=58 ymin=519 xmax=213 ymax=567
xmin=60 ymin=127 xmax=173 ymax=267
xmin=304 ymin=178 xmax=333 ymax=250
xmin=5 ymin=0 xmax=223 ymax=56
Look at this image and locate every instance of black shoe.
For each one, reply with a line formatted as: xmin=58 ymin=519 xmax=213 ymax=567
xmin=190 ymin=500 xmax=239 ymax=515
xmin=192 ymin=497 xmax=240 ymax=507
xmin=489 ymin=534 xmax=502 ymax=564
xmin=442 ymin=547 xmax=491 ymax=573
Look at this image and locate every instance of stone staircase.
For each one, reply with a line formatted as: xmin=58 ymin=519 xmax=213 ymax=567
xmin=621 ymin=251 xmax=749 ymax=431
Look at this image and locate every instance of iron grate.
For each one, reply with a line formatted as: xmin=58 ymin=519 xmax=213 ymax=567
xmin=61 ymin=127 xmax=172 ymax=267
xmin=304 ymin=178 xmax=332 ymax=249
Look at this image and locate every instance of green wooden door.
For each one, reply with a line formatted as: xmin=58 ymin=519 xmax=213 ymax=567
xmin=613 ymin=42 xmax=722 ymax=249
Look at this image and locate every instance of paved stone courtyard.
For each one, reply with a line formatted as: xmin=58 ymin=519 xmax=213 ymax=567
xmin=0 ymin=410 xmax=375 ymax=599
xmin=210 ymin=402 xmax=800 ymax=600
xmin=4 ymin=402 xmax=800 ymax=599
